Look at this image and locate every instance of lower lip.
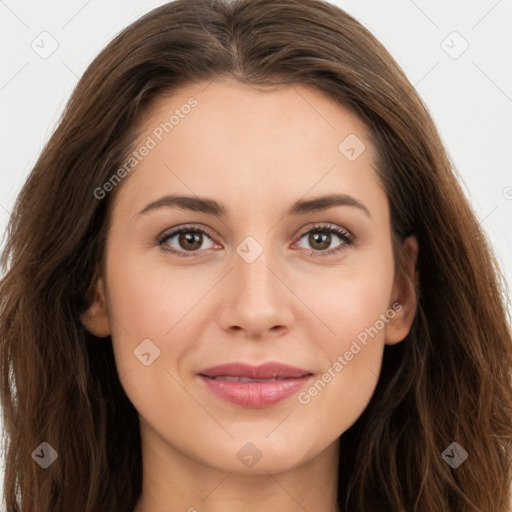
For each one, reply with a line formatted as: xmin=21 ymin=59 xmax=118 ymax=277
xmin=198 ymin=375 xmax=313 ymax=408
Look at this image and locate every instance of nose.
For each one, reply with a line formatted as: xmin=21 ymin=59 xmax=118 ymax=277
xmin=217 ymin=238 xmax=295 ymax=339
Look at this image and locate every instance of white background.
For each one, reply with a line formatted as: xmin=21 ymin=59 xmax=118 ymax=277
xmin=1 ymin=0 xmax=511 ymax=507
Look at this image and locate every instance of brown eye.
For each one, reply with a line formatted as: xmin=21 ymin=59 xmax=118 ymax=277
xmin=158 ymin=225 xmax=217 ymax=257
xmin=177 ymin=231 xmax=203 ymax=251
xmin=296 ymin=224 xmax=354 ymax=257
xmin=307 ymin=231 xmax=332 ymax=250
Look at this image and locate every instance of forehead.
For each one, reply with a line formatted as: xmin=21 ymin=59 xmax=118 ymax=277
xmin=113 ymin=78 xmax=386 ymax=220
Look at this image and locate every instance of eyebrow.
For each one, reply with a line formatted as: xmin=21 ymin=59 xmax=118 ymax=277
xmin=136 ymin=193 xmax=371 ymax=219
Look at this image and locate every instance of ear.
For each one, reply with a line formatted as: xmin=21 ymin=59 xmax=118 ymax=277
xmin=80 ymin=275 xmax=111 ymax=338
xmin=385 ymin=235 xmax=419 ymax=345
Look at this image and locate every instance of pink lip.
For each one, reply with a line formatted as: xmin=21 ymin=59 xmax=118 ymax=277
xmin=197 ymin=362 xmax=314 ymax=408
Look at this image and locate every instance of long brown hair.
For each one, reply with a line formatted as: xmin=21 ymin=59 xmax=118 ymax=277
xmin=1 ymin=0 xmax=511 ymax=510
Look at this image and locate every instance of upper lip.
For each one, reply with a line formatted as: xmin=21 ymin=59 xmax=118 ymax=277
xmin=198 ymin=362 xmax=314 ymax=379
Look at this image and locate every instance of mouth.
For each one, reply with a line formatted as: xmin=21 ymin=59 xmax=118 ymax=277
xmin=203 ymin=376 xmax=295 ymax=383
xmin=197 ymin=362 xmax=314 ymax=408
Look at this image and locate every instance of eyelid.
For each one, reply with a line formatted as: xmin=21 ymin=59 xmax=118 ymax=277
xmin=157 ymin=223 xmax=217 ymax=245
xmin=295 ymin=222 xmax=353 ymax=241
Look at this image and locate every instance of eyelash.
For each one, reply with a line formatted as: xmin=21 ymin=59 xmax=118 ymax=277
xmin=156 ymin=223 xmax=355 ymax=258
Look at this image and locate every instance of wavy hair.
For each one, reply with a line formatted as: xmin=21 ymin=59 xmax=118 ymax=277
xmin=1 ymin=0 xmax=511 ymax=510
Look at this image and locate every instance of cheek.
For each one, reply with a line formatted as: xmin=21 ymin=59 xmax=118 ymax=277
xmin=307 ymin=255 xmax=395 ymax=354
xmin=295 ymin=249 xmax=395 ymax=418
xmin=105 ymin=251 xmax=217 ymax=379
xmin=331 ymin=276 xmax=392 ymax=346
xmin=106 ymin=246 xmax=204 ymax=333
xmin=104 ymin=253 xmax=173 ymax=370
xmin=104 ymin=255 xmax=200 ymax=422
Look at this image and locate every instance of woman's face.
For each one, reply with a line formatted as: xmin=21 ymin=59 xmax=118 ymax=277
xmin=83 ymin=78 xmax=417 ymax=474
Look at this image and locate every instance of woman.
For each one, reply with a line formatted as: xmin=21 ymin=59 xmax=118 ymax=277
xmin=1 ymin=0 xmax=511 ymax=511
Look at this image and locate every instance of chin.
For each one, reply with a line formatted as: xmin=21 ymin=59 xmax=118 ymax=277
xmin=196 ymin=435 xmax=315 ymax=475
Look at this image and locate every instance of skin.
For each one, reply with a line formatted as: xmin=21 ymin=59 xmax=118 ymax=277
xmin=81 ymin=77 xmax=418 ymax=512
